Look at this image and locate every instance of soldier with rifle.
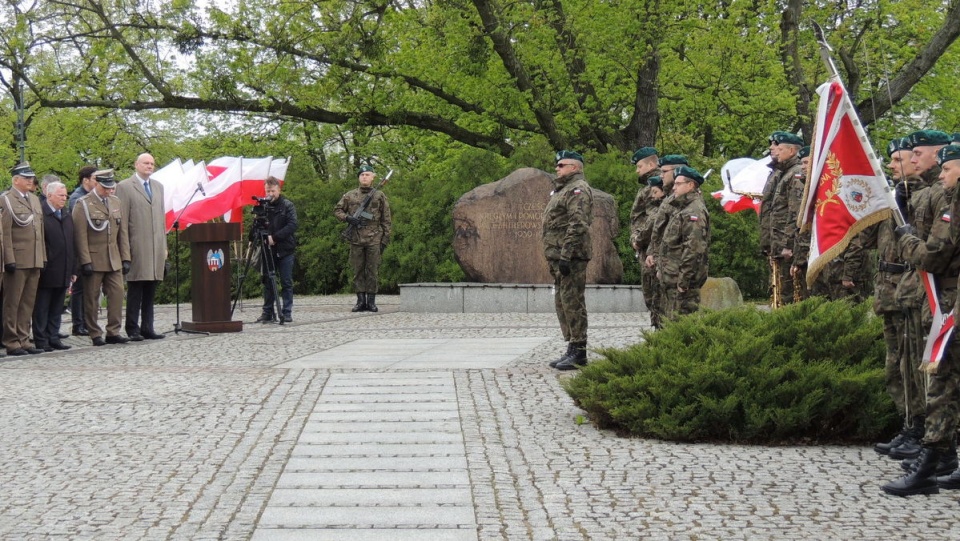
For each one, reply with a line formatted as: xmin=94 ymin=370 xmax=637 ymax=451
xmin=334 ymin=165 xmax=393 ymax=312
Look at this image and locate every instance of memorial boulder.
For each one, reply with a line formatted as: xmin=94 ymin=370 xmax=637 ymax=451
xmin=453 ymin=167 xmax=623 ymax=284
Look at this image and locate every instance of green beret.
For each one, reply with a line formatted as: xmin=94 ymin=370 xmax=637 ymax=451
xmin=937 ymin=145 xmax=960 ymax=165
xmin=769 ymin=131 xmax=804 ymax=146
xmin=10 ymin=162 xmax=36 ymax=178
xmin=358 ymin=165 xmax=375 ymax=176
xmin=555 ymin=150 xmax=584 ymax=164
xmin=908 ymin=130 xmax=951 ymax=147
xmin=647 ymin=175 xmax=663 ymax=189
xmin=798 ymin=146 xmax=811 ymax=159
xmin=675 ymin=165 xmax=704 ymax=186
xmin=631 ymin=147 xmax=658 ymax=165
xmin=658 ymin=154 xmax=689 ymax=167
xmin=887 ymin=137 xmax=912 ymax=157
xmin=953 ymin=133 xmax=960 ymax=145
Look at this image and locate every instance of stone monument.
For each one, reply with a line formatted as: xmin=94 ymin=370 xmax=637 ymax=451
xmin=453 ymin=167 xmax=623 ymax=284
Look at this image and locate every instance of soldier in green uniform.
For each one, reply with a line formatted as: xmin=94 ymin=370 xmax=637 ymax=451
xmin=653 ymin=166 xmax=710 ymax=319
xmin=643 ymin=154 xmax=689 ymax=327
xmin=628 ymin=147 xmax=661 ymax=327
xmin=759 ymin=131 xmax=805 ymax=307
xmin=883 ymin=143 xmax=960 ymax=496
xmin=335 ymin=165 xmax=393 ymax=313
xmin=543 ymin=151 xmax=594 ymax=371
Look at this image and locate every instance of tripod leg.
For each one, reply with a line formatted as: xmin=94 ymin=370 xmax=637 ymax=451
xmin=230 ymin=240 xmax=257 ymax=318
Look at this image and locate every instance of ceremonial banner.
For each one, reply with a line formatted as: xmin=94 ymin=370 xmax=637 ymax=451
xmin=920 ymin=268 xmax=954 ymax=373
xmin=798 ymin=80 xmax=893 ymax=288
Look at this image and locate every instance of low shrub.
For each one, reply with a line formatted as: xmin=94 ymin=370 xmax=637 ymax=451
xmin=563 ymin=297 xmax=899 ymax=444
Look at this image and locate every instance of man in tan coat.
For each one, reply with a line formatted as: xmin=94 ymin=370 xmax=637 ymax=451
xmin=116 ymin=153 xmax=166 ymax=340
xmin=73 ymin=170 xmax=131 ymax=346
xmin=2 ymin=163 xmax=46 ymax=355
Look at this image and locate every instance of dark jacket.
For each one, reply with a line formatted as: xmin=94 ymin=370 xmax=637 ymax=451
xmin=39 ymin=202 xmax=76 ymax=289
xmin=267 ymin=195 xmax=298 ymax=258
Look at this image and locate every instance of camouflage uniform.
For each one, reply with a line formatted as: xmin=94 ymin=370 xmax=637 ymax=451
xmin=786 ymin=163 xmax=810 ymax=301
xmin=631 ymin=169 xmax=663 ymax=327
xmin=838 ymin=229 xmax=877 ymax=303
xmin=654 ymin=191 xmax=710 ymax=320
xmin=334 ymin=186 xmax=392 ymax=294
xmin=759 ymin=155 xmax=804 ymax=305
xmin=900 ymin=181 xmax=960 ymax=453
xmin=542 ymin=171 xmax=593 ymax=344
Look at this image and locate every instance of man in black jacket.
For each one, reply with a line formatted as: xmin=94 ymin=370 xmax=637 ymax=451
xmin=256 ymin=176 xmax=298 ymax=323
xmin=33 ymin=181 xmax=75 ymax=351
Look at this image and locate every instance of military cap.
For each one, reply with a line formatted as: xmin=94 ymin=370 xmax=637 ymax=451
xmin=555 ymin=150 xmax=584 ymax=164
xmin=647 ymin=175 xmax=663 ymax=189
xmin=908 ymin=129 xmax=951 ymax=147
xmin=798 ymin=146 xmax=811 ymax=159
xmin=887 ymin=137 xmax=912 ymax=157
xmin=358 ymin=165 xmax=375 ymax=176
xmin=769 ymin=131 xmax=804 ymax=146
xmin=658 ymin=154 xmax=689 ymax=167
xmin=10 ymin=162 xmax=36 ymax=178
xmin=937 ymin=145 xmax=960 ymax=166
xmin=93 ymin=169 xmax=116 ymax=188
xmin=675 ymin=166 xmax=704 ymax=186
xmin=631 ymin=147 xmax=658 ymax=165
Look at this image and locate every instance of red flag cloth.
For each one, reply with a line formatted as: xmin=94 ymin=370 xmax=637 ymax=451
xmin=799 ymin=81 xmax=893 ymax=287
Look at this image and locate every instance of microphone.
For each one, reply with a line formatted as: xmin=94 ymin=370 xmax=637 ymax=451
xmin=197 ymin=182 xmax=206 ymax=196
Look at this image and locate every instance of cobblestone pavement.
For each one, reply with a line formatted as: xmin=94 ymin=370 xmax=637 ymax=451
xmin=1 ymin=295 xmax=959 ymax=540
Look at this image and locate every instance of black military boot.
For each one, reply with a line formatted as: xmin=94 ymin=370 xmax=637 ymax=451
xmin=875 ymin=420 xmax=909 ymax=455
xmin=352 ymin=293 xmax=366 ymax=312
xmin=882 ymin=446 xmax=941 ymax=496
xmin=549 ymin=343 xmax=574 ymax=368
xmin=937 ymin=444 xmax=960 ymax=489
xmin=888 ymin=416 xmax=924 ymax=460
xmin=555 ymin=342 xmax=587 ymax=371
xmin=367 ymin=293 xmax=378 ymax=312
xmin=901 ymin=444 xmax=958 ymax=476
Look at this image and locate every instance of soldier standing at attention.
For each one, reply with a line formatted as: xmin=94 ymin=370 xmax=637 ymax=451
xmin=2 ymin=163 xmax=46 ymax=356
xmin=72 ymin=170 xmax=131 ymax=347
xmin=628 ymin=147 xmax=661 ymax=327
xmin=543 ymin=151 xmax=594 ymax=371
xmin=654 ymin=166 xmax=710 ymax=320
xmin=68 ymin=166 xmax=96 ymax=337
xmin=335 ymin=165 xmax=392 ymax=313
xmin=759 ymin=131 xmax=805 ymax=307
xmin=643 ymin=154 xmax=689 ymax=327
xmin=883 ymin=144 xmax=960 ymax=496
xmin=636 ymin=175 xmax=666 ymax=327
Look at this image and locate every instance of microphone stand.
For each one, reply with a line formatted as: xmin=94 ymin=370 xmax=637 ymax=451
xmin=166 ymin=184 xmax=209 ymax=335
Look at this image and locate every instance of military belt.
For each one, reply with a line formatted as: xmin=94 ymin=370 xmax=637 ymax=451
xmin=878 ymin=260 xmax=912 ymax=274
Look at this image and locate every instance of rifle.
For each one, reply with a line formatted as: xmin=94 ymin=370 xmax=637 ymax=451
xmin=341 ymin=169 xmax=394 ymax=241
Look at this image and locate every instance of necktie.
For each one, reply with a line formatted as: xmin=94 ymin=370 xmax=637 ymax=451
xmin=144 ymin=180 xmax=152 ymax=200
xmin=55 ymin=209 xmax=62 ymax=219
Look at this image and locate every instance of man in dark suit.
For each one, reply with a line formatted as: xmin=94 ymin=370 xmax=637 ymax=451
xmin=2 ymin=163 xmax=47 ymax=356
xmin=72 ymin=169 xmax=131 ymax=346
xmin=33 ymin=181 xmax=75 ymax=351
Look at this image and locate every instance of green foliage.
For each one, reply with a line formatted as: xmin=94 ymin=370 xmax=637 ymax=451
xmin=563 ymin=297 xmax=898 ymax=444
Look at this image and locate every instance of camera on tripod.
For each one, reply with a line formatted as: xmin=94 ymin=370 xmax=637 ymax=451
xmin=249 ymin=196 xmax=275 ymax=239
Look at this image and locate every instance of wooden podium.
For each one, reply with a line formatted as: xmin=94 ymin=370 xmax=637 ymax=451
xmin=181 ymin=223 xmax=244 ymax=333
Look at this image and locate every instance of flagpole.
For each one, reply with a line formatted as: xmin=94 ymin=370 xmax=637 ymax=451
xmin=812 ymin=22 xmax=904 ymax=227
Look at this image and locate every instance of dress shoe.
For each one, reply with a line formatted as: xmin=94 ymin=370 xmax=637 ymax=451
xmin=58 ymin=332 xmax=70 ymax=339
xmin=50 ymin=341 xmax=71 ymax=351
xmin=282 ymin=315 xmax=293 ymax=323
xmin=7 ymin=348 xmax=28 ymax=356
xmin=105 ymin=335 xmax=130 ymax=344
xmin=127 ymin=333 xmax=145 ymax=342
xmin=256 ymin=314 xmax=277 ymax=324
xmin=41 ymin=346 xmax=54 ymax=352
xmin=25 ymin=347 xmax=44 ymax=355
xmin=92 ymin=337 xmax=106 ymax=346
xmin=73 ymin=327 xmax=90 ymax=337
xmin=141 ymin=330 xmax=165 ymax=340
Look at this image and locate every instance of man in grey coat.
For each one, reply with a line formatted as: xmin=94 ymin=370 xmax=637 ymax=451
xmin=116 ymin=153 xmax=167 ymax=340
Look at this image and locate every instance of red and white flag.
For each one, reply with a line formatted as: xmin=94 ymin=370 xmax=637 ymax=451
xmin=711 ymin=156 xmax=770 ymax=215
xmin=919 ymin=267 xmax=954 ymax=373
xmin=799 ymin=80 xmax=894 ymax=287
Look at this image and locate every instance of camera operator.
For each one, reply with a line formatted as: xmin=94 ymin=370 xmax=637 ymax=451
xmin=254 ymin=176 xmax=298 ymax=323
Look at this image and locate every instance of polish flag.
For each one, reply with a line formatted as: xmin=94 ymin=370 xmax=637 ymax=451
xmin=798 ymin=80 xmax=894 ymax=288
xmin=711 ymin=156 xmax=769 ymax=215
xmin=173 ymin=157 xmax=275 ymax=228
xmin=162 ymin=160 xmax=211 ymax=231
xmin=209 ymin=157 xmax=291 ymax=223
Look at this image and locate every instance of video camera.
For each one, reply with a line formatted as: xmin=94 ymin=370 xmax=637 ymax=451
xmin=250 ymin=195 xmax=275 ymax=238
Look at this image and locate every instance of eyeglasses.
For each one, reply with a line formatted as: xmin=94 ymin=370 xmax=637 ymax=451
xmin=674 ymin=179 xmax=693 ymax=185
